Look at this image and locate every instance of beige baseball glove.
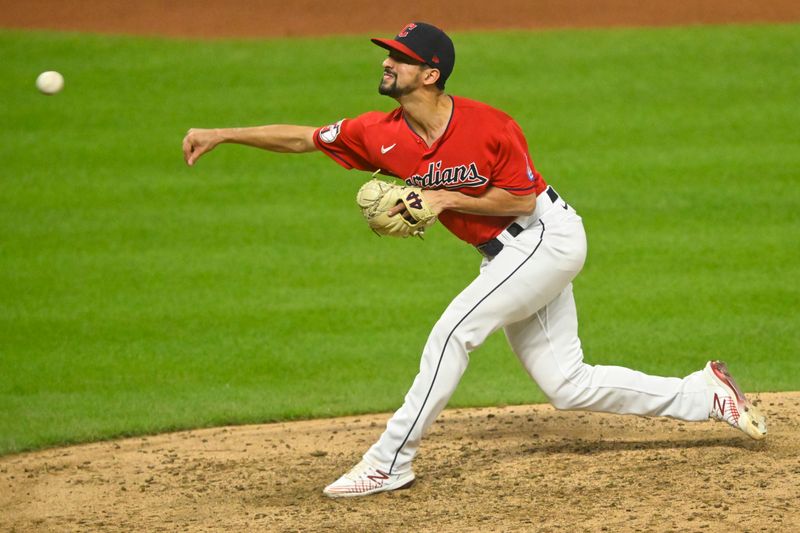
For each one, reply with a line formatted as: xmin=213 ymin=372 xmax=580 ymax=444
xmin=356 ymin=178 xmax=437 ymax=238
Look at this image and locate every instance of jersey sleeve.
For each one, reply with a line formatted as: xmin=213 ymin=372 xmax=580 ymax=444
xmin=313 ymin=115 xmax=378 ymax=172
xmin=489 ymin=119 xmax=542 ymax=195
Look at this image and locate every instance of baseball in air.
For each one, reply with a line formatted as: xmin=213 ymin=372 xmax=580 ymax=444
xmin=36 ymin=71 xmax=64 ymax=95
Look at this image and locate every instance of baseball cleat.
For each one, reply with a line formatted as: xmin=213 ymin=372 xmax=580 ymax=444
xmin=323 ymin=460 xmax=415 ymax=498
xmin=704 ymin=360 xmax=767 ymax=440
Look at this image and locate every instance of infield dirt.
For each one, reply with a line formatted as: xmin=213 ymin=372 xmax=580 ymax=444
xmin=2 ymin=2 xmax=799 ymax=532
xmin=2 ymin=393 xmax=799 ymax=532
xmin=1 ymin=0 xmax=799 ymax=37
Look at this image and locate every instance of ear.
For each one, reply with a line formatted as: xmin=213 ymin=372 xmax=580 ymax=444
xmin=422 ymin=68 xmax=441 ymax=88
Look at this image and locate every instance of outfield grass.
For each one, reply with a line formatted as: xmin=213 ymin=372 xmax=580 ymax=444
xmin=1 ymin=24 xmax=798 ymax=455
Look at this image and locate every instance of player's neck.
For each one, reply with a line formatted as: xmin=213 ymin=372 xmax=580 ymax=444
xmin=398 ymin=91 xmax=452 ymax=147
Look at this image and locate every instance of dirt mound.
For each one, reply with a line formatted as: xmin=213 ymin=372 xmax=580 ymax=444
xmin=2 ymin=0 xmax=799 ymax=38
xmin=2 ymin=392 xmax=798 ymax=532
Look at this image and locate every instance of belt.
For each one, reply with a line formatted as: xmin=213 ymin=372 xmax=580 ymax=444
xmin=475 ymin=187 xmax=560 ymax=259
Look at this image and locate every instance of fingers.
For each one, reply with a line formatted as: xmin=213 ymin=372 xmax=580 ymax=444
xmin=182 ymin=129 xmax=207 ymax=166
xmin=387 ymin=203 xmax=406 ymax=217
xmin=187 ymin=144 xmax=204 ymax=167
xmin=182 ymin=133 xmax=194 ymax=166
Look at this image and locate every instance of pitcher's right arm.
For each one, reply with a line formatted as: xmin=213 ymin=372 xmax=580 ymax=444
xmin=182 ymin=125 xmax=317 ymax=166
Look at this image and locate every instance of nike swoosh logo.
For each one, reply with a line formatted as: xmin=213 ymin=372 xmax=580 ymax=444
xmin=381 ymin=143 xmax=397 ymax=154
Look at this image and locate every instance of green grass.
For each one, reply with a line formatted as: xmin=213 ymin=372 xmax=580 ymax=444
xmin=1 ymin=24 xmax=799 ymax=454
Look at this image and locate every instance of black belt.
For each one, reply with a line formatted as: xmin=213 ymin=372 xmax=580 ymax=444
xmin=475 ymin=187 xmax=559 ymax=259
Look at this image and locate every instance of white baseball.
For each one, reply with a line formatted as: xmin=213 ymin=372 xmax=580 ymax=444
xmin=36 ymin=71 xmax=64 ymax=95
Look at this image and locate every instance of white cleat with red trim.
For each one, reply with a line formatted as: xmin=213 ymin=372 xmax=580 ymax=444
xmin=323 ymin=460 xmax=415 ymax=498
xmin=704 ymin=360 xmax=767 ymax=440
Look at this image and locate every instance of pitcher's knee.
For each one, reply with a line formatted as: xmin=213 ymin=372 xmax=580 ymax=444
xmin=548 ymin=390 xmax=582 ymax=411
xmin=539 ymin=365 xmax=594 ymax=411
xmin=431 ymin=315 xmax=491 ymax=354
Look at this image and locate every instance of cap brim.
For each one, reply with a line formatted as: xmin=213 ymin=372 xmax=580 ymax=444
xmin=371 ymin=38 xmax=427 ymax=64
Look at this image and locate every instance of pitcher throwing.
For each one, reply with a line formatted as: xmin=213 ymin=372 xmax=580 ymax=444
xmin=182 ymin=22 xmax=767 ymax=499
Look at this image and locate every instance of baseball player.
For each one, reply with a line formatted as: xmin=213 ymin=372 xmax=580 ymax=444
xmin=182 ymin=22 xmax=767 ymax=498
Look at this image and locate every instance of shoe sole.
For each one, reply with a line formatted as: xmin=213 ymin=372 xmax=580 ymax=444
xmin=711 ymin=361 xmax=767 ymax=440
xmin=323 ymin=476 xmax=415 ymax=499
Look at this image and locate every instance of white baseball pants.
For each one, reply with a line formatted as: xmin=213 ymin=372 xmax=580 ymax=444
xmin=364 ymin=190 xmax=710 ymax=475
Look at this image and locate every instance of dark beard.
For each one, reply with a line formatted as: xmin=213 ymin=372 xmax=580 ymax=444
xmin=378 ymin=73 xmax=415 ymax=98
xmin=378 ymin=78 xmax=414 ymax=99
xmin=378 ymin=76 xmax=400 ymax=97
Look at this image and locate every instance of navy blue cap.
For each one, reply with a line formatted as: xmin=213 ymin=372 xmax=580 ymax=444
xmin=371 ymin=22 xmax=455 ymax=89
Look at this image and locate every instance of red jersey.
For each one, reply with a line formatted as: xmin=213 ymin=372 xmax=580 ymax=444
xmin=312 ymin=96 xmax=547 ymax=245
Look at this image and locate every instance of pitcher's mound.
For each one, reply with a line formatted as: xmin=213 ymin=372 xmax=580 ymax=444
xmin=2 ymin=392 xmax=799 ymax=531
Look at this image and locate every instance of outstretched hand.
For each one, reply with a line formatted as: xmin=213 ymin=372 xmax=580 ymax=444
xmin=182 ymin=128 xmax=222 ymax=166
